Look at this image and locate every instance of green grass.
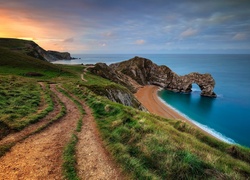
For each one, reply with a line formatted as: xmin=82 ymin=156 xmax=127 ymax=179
xmin=57 ymin=86 xmax=86 ymax=180
xmin=87 ymin=96 xmax=250 ymax=179
xmin=0 ymin=143 xmax=14 ymax=157
xmin=31 ymin=90 xmax=66 ymax=135
xmin=0 ymin=38 xmax=30 ymax=49
xmin=0 ymin=89 xmax=66 ymax=158
xmin=65 ymin=79 xmax=250 ymax=179
xmin=0 ymin=47 xmax=74 ymax=79
xmin=1 ymin=44 xmax=250 ymax=179
xmin=83 ymin=72 xmax=118 ymax=86
xmin=63 ymin=134 xmax=79 ymax=180
xmin=56 ymin=64 xmax=84 ymax=75
xmin=57 ymin=86 xmax=85 ymax=132
xmin=0 ymin=76 xmax=54 ymax=132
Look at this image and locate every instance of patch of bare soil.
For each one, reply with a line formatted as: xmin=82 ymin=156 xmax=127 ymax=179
xmin=0 ymin=84 xmax=80 ymax=179
xmin=76 ymin=100 xmax=125 ymax=180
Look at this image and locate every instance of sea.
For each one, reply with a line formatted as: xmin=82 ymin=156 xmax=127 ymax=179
xmin=53 ymin=54 xmax=250 ymax=148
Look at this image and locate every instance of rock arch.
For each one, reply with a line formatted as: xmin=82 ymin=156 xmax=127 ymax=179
xmin=91 ymin=56 xmax=217 ymax=98
xmin=165 ymin=72 xmax=217 ymax=98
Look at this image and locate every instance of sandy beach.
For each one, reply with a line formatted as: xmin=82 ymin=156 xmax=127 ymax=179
xmin=135 ymin=85 xmax=216 ymax=139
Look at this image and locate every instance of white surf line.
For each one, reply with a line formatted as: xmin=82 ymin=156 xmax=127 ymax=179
xmin=156 ymin=89 xmax=235 ymax=144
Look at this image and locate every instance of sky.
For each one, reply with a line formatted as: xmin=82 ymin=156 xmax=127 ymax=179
xmin=1 ymin=0 xmax=250 ymax=54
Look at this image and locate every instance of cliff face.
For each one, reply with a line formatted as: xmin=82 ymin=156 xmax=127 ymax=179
xmin=105 ymin=88 xmax=146 ymax=111
xmin=85 ymin=83 xmax=146 ymax=111
xmin=92 ymin=56 xmax=217 ymax=98
xmin=46 ymin=51 xmax=72 ymax=61
xmin=0 ymin=38 xmax=72 ymax=62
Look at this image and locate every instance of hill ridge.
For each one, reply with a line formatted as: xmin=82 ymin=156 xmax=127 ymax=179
xmin=0 ymin=38 xmax=72 ymax=62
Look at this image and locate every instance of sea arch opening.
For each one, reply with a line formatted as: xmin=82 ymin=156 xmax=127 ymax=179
xmin=191 ymin=83 xmax=202 ymax=92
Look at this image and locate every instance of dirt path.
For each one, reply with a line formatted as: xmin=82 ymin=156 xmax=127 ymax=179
xmin=76 ymin=100 xmax=124 ymax=180
xmin=55 ymin=86 xmax=125 ymax=180
xmin=81 ymin=65 xmax=94 ymax=82
xmin=0 ymin=84 xmax=80 ymax=180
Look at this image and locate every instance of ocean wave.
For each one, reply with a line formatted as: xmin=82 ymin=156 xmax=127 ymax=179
xmin=157 ymin=95 xmax=235 ymax=144
xmin=216 ymin=94 xmax=224 ymax=98
xmin=191 ymin=88 xmax=201 ymax=92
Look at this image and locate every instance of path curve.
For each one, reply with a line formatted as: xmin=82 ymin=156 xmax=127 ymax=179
xmin=81 ymin=65 xmax=94 ymax=82
xmin=0 ymin=84 xmax=80 ymax=180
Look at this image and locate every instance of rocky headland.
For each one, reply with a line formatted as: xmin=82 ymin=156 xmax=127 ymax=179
xmin=0 ymin=38 xmax=73 ymax=62
xmin=90 ymin=56 xmax=217 ymax=98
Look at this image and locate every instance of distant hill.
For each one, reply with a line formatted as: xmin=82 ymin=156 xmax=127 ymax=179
xmin=0 ymin=38 xmax=72 ymax=62
xmin=0 ymin=46 xmax=72 ymax=78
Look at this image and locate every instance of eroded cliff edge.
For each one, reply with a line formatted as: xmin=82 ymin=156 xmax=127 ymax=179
xmin=90 ymin=56 xmax=217 ymax=98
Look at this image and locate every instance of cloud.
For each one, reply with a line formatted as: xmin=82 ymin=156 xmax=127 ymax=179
xmin=102 ymin=32 xmax=115 ymax=37
xmin=135 ymin=39 xmax=146 ymax=45
xmin=232 ymin=33 xmax=248 ymax=41
xmin=63 ymin=37 xmax=74 ymax=43
xmin=1 ymin=0 xmax=250 ymax=53
xmin=99 ymin=42 xmax=107 ymax=47
xmin=180 ymin=28 xmax=198 ymax=38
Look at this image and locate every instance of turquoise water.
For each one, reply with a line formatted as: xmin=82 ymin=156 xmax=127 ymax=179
xmin=54 ymin=54 xmax=250 ymax=147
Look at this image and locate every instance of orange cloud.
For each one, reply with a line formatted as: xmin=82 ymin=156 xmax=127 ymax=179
xmin=0 ymin=8 xmax=84 ymax=52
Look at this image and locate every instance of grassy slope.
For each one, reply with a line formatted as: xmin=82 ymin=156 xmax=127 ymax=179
xmin=0 ymin=47 xmax=79 ymax=135
xmin=0 ymin=38 xmax=30 ymax=49
xmin=0 ymin=47 xmax=74 ymax=79
xmin=64 ymin=73 xmax=250 ymax=180
xmin=1 ymin=44 xmax=250 ymax=179
xmin=0 ymin=38 xmax=46 ymax=60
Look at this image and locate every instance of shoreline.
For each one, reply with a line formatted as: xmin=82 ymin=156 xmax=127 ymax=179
xmin=134 ymin=85 xmax=230 ymax=143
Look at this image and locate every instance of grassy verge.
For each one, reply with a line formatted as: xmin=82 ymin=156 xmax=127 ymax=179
xmin=65 ymin=81 xmax=250 ymax=179
xmin=0 ymin=47 xmax=74 ymax=79
xmin=0 ymin=76 xmax=54 ymax=134
xmin=31 ymin=90 xmax=66 ymax=135
xmin=62 ymin=134 xmax=79 ymax=180
xmin=87 ymin=95 xmax=250 ymax=179
xmin=57 ymin=86 xmax=85 ymax=132
xmin=0 ymin=143 xmax=14 ymax=157
xmin=57 ymin=86 xmax=86 ymax=180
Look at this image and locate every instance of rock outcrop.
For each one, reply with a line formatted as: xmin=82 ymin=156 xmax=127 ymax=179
xmin=165 ymin=72 xmax=217 ymax=97
xmin=46 ymin=51 xmax=72 ymax=61
xmin=0 ymin=38 xmax=72 ymax=62
xmin=89 ymin=63 xmax=142 ymax=93
xmin=85 ymin=82 xmax=146 ymax=111
xmin=91 ymin=56 xmax=217 ymax=98
xmin=105 ymin=88 xmax=146 ymax=111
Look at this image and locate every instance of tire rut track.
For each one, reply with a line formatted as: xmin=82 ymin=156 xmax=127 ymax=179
xmin=0 ymin=84 xmax=80 ymax=180
xmin=59 ymin=87 xmax=125 ymax=179
xmin=74 ymin=97 xmax=125 ymax=179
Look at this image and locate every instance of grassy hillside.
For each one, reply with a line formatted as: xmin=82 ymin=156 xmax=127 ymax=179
xmin=1 ymin=43 xmax=250 ymax=179
xmin=0 ymin=38 xmax=31 ymax=49
xmin=0 ymin=47 xmax=74 ymax=79
xmin=0 ymin=38 xmax=47 ymax=60
xmin=0 ymin=75 xmax=54 ymax=135
xmin=0 ymin=45 xmax=78 ymax=137
xmin=63 ymin=74 xmax=250 ymax=179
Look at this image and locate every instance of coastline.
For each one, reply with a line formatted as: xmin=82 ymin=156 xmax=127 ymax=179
xmin=134 ymin=85 xmax=225 ymax=142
